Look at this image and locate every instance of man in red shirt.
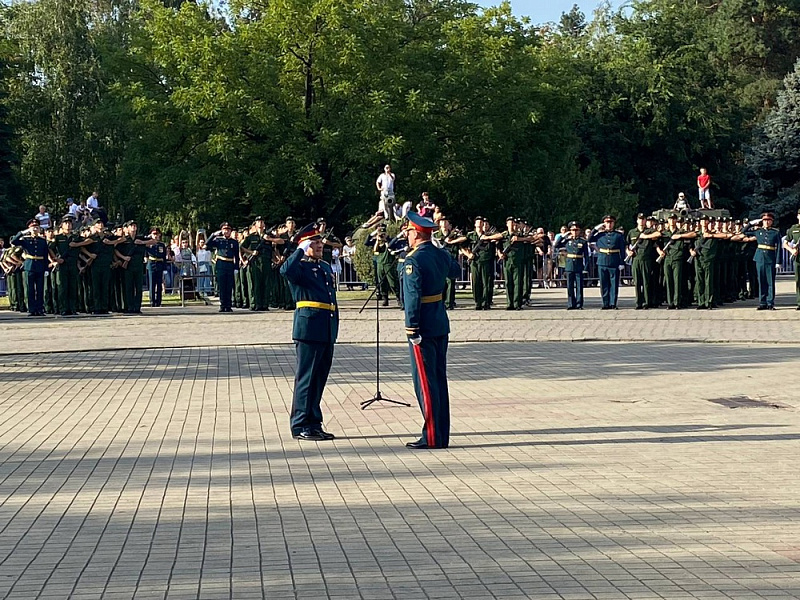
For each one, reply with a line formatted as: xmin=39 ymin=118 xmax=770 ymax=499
xmin=697 ymin=168 xmax=712 ymax=209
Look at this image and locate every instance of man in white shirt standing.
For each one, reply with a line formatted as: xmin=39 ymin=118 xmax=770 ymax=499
xmin=86 ymin=191 xmax=99 ymax=210
xmin=376 ymin=164 xmax=396 ymax=221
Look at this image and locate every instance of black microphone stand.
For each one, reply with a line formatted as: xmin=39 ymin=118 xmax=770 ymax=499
xmin=358 ymin=269 xmax=411 ymax=410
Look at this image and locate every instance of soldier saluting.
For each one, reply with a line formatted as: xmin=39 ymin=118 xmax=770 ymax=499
xmin=207 ymin=222 xmax=240 ymax=312
xmin=588 ymin=215 xmax=626 ymax=310
xmin=11 ymin=220 xmax=50 ymax=316
xmin=281 ymin=223 xmax=339 ymax=442
xmin=739 ymin=212 xmax=781 ymax=310
xmin=553 ymin=221 xmax=589 ymax=310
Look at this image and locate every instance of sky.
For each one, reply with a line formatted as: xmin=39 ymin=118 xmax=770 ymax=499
xmin=477 ymin=0 xmax=624 ymax=25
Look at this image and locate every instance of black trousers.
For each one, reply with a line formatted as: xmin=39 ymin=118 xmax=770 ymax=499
xmin=409 ymin=335 xmax=450 ymax=448
xmin=216 ymin=263 xmax=234 ymax=309
xmin=26 ymin=270 xmax=45 ymax=314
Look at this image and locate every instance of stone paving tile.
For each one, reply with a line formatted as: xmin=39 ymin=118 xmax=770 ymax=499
xmin=0 ymin=339 xmax=799 ymax=599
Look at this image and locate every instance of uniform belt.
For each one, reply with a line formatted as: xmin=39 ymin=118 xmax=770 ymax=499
xmin=296 ymin=301 xmax=336 ymax=311
xmin=566 ymin=253 xmax=583 ymax=259
xmin=599 ymin=249 xmax=620 ymax=254
xmin=217 ymin=255 xmax=235 ymax=262
xmin=23 ymin=254 xmax=44 ymax=260
xmin=421 ymin=294 xmax=443 ymax=304
xmin=757 ymin=244 xmax=776 ymax=250
xmin=147 ymin=257 xmax=164 ymax=262
xmin=398 ymin=258 xmax=405 ymax=263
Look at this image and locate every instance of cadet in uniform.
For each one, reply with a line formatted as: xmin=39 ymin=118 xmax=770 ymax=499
xmin=434 ymin=217 xmax=465 ymax=310
xmin=783 ymin=208 xmax=800 ymax=309
xmin=589 ymin=215 xmax=626 ymax=309
xmin=117 ymin=221 xmax=156 ymax=314
xmin=740 ymin=212 xmax=781 ymax=310
xmin=240 ymin=217 xmax=271 ymax=311
xmin=660 ymin=214 xmax=695 ymax=310
xmin=388 ymin=228 xmax=410 ymax=310
xmin=403 ymin=212 xmax=461 ymax=449
xmin=11 ymin=220 xmax=50 ymax=316
xmin=207 ymin=222 xmax=240 ymax=312
xmin=145 ymin=228 xmax=168 ymax=307
xmin=280 ymin=223 xmax=338 ymax=442
xmin=626 ymin=213 xmax=662 ymax=309
xmin=463 ymin=217 xmax=496 ymax=310
xmin=553 ymin=221 xmax=589 ymax=309
xmin=50 ymin=215 xmax=86 ymax=315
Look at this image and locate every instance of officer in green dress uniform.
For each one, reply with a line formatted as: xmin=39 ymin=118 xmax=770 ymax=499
xmin=11 ymin=220 xmax=50 ymax=316
xmin=207 ymin=223 xmax=239 ymax=312
xmin=740 ymin=212 xmax=782 ymax=310
xmin=588 ymin=215 xmax=626 ymax=309
xmin=553 ymin=221 xmax=589 ymax=309
xmin=280 ymin=223 xmax=338 ymax=442
xmin=402 ymin=212 xmax=461 ymax=450
xmin=782 ymin=208 xmax=800 ymax=309
xmin=145 ymin=228 xmax=168 ymax=307
xmin=465 ymin=217 xmax=496 ymax=310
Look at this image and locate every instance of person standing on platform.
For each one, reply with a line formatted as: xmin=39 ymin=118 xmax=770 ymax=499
xmin=402 ymin=212 xmax=461 ymax=450
xmin=207 ymin=223 xmax=240 ymax=312
xmin=589 ymin=215 xmax=626 ymax=309
xmin=145 ymin=228 xmax=168 ymax=307
xmin=281 ymin=223 xmax=339 ymax=442
xmin=11 ymin=220 xmax=50 ymax=316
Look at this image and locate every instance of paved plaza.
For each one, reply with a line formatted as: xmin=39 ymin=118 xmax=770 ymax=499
xmin=1 ymin=282 xmax=800 ymax=599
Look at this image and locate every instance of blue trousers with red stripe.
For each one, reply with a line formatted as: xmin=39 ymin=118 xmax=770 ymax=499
xmin=409 ymin=335 xmax=450 ymax=448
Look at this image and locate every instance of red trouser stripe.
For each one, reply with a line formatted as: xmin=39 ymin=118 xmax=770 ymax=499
xmin=413 ymin=344 xmax=436 ymax=447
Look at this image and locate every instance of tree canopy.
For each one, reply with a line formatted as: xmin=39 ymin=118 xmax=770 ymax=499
xmin=2 ymin=0 xmax=800 ymax=235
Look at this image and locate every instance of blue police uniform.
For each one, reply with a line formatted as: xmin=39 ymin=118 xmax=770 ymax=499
xmin=750 ymin=227 xmax=781 ymax=308
xmin=11 ymin=231 xmax=50 ymax=315
xmin=207 ymin=232 xmax=240 ymax=311
xmin=281 ymin=245 xmax=339 ymax=438
xmin=145 ymin=240 xmax=167 ymax=307
xmin=588 ymin=226 xmax=626 ymax=309
xmin=403 ymin=215 xmax=461 ymax=449
xmin=554 ymin=235 xmax=589 ymax=309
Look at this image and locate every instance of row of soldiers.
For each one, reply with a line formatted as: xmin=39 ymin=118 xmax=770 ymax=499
xmin=362 ymin=210 xmax=796 ymax=312
xmin=1 ymin=216 xmax=163 ymax=316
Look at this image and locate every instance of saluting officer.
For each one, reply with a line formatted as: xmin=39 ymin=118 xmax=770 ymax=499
xmin=11 ymin=220 xmax=50 ymax=316
xmin=740 ymin=212 xmax=781 ymax=310
xmin=783 ymin=208 xmax=800 ymax=309
xmin=207 ymin=222 xmax=240 ymax=312
xmin=145 ymin=228 xmax=168 ymax=307
xmin=403 ymin=212 xmax=461 ymax=450
xmin=280 ymin=223 xmax=339 ymax=442
xmin=554 ymin=221 xmax=589 ymax=310
xmin=589 ymin=215 xmax=626 ymax=309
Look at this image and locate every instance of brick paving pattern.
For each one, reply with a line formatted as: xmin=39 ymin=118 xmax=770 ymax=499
xmin=1 ymin=335 xmax=799 ymax=599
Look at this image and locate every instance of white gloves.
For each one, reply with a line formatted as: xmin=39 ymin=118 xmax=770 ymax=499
xmin=408 ymin=335 xmax=422 ymax=346
xmin=299 ymin=239 xmax=313 ymax=252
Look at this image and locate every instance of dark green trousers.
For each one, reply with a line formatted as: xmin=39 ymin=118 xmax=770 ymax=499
xmin=56 ymin=263 xmax=79 ymax=314
xmin=695 ymin=259 xmax=715 ymax=308
xmin=471 ymin=261 xmax=493 ymax=309
xmin=124 ymin=265 xmax=144 ymax=312
xmin=663 ymin=259 xmax=683 ymax=308
xmin=632 ymin=258 xmax=655 ymax=308
xmin=503 ymin=258 xmax=524 ymax=309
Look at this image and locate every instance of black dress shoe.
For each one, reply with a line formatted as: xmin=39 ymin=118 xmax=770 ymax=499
xmin=406 ymin=439 xmax=433 ymax=449
xmin=294 ymin=430 xmax=325 ymax=441
xmin=312 ymin=429 xmax=335 ymax=440
xmin=756 ymin=305 xmax=766 ymax=311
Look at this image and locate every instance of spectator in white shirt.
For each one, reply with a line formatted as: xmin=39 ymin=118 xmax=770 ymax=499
xmin=66 ymin=198 xmax=80 ymax=219
xmin=376 ymin=164 xmax=396 ymax=220
xmin=86 ymin=191 xmax=99 ymax=209
xmin=35 ymin=205 xmax=51 ymax=230
xmin=195 ymin=238 xmax=212 ymax=295
xmin=395 ymin=199 xmax=413 ymax=220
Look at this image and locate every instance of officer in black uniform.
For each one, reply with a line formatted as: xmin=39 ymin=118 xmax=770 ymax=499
xmin=207 ymin=222 xmax=240 ymax=312
xmin=280 ymin=223 xmax=339 ymax=442
xmin=403 ymin=212 xmax=461 ymax=450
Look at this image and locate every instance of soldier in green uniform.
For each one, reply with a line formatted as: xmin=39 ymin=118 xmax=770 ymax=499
xmin=233 ymin=229 xmax=248 ymax=308
xmin=273 ymin=217 xmax=297 ymax=310
xmin=658 ymin=214 xmax=695 ymax=310
xmin=109 ymin=223 xmax=126 ymax=313
xmin=690 ymin=216 xmax=726 ymax=310
xmin=87 ymin=220 xmax=124 ymax=315
xmin=240 ymin=217 xmax=271 ymax=311
xmin=553 ymin=221 xmax=589 ymax=309
xmin=369 ymin=225 xmax=400 ymax=307
xmin=783 ymin=208 xmax=800 ymax=309
xmin=626 ymin=213 xmax=662 ymax=309
xmin=43 ymin=227 xmax=58 ymax=314
xmin=50 ymin=215 xmax=89 ymax=315
xmin=464 ymin=217 xmax=497 ymax=310
xmin=739 ymin=212 xmax=782 ymax=310
xmin=434 ymin=217 xmax=465 ymax=310
xmin=498 ymin=217 xmax=538 ymax=310
xmin=116 ymin=221 xmax=157 ymax=314
xmin=1 ymin=245 xmax=25 ymax=312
